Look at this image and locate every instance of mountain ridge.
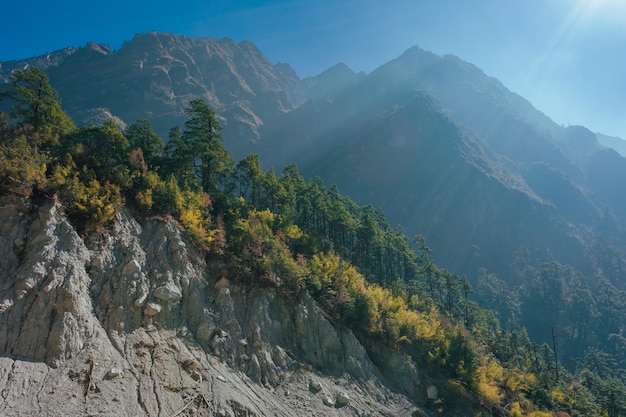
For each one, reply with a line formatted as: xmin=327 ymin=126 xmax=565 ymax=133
xmin=3 ymin=31 xmax=619 ymax=279
xmin=4 ymin=41 xmax=626 ymax=414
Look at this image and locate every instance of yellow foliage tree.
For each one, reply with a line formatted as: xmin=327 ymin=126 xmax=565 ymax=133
xmin=67 ymin=177 xmax=123 ymax=233
xmin=0 ymin=135 xmax=47 ymax=195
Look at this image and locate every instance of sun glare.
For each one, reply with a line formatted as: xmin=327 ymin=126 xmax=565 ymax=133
xmin=577 ymin=0 xmax=626 ymax=16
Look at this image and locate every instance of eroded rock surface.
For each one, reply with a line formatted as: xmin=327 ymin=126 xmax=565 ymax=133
xmin=0 ymin=199 xmax=426 ymax=416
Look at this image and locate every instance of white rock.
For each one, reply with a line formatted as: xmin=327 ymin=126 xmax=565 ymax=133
xmin=122 ymin=260 xmax=141 ymax=277
xmin=323 ymin=396 xmax=335 ymax=407
xmin=134 ymin=293 xmax=148 ymax=307
xmin=309 ymin=380 xmax=323 ymax=392
xmin=90 ymin=256 xmax=104 ymax=270
xmin=170 ymin=239 xmax=186 ymax=252
xmin=144 ymin=302 xmax=162 ymax=316
xmin=108 ymin=367 xmax=123 ymax=378
xmin=336 ymin=392 xmax=350 ymax=406
xmin=15 ymin=280 xmax=35 ymax=299
xmin=153 ymin=284 xmax=182 ymax=302
xmin=427 ymin=385 xmax=438 ymax=400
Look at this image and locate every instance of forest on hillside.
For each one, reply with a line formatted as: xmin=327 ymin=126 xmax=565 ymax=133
xmin=2 ymin=67 xmax=626 ymax=416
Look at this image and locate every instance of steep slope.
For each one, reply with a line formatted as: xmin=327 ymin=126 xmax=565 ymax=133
xmin=597 ymin=132 xmax=626 ymax=157
xmin=0 ymin=197 xmax=437 ymax=416
xmin=366 ymin=47 xmax=590 ymax=181
xmin=260 ymin=86 xmax=587 ymax=277
xmin=0 ymin=46 xmax=79 ymax=81
xmin=302 ymin=63 xmax=366 ymax=105
xmin=587 ymin=147 xmax=626 ymax=218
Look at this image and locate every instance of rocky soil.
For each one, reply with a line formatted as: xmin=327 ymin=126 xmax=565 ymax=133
xmin=0 ymin=197 xmax=437 ymax=416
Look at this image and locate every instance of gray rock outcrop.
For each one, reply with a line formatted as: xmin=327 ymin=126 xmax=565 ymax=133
xmin=0 ymin=198 xmax=426 ymax=416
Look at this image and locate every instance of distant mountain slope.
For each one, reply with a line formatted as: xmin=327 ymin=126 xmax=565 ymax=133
xmin=302 ymin=62 xmax=366 ymax=104
xmin=256 ymin=44 xmax=626 ymax=278
xmin=365 ymin=47 xmax=587 ymax=181
xmin=0 ymin=46 xmax=79 ymax=80
xmin=597 ymin=132 xmax=626 ymax=156
xmin=259 ymin=84 xmax=588 ymax=277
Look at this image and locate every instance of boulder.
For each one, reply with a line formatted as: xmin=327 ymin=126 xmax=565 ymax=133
xmin=309 ymin=380 xmax=323 ymax=392
xmin=336 ymin=392 xmax=350 ymax=406
xmin=427 ymin=385 xmax=438 ymax=400
xmin=144 ymin=302 xmax=162 ymax=316
xmin=153 ymin=283 xmax=182 ymax=302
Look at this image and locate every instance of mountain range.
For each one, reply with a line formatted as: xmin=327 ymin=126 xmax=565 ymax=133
xmin=5 ymin=30 xmax=626 ymax=416
xmin=2 ymin=30 xmax=625 ymax=288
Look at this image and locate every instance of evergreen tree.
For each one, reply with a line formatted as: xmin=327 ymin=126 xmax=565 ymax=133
xmin=235 ymin=154 xmax=264 ymax=204
xmin=182 ymin=99 xmax=233 ymax=196
xmin=163 ymin=125 xmax=198 ymax=189
xmin=0 ymin=67 xmax=75 ymax=146
xmin=60 ymin=120 xmax=131 ymax=187
xmin=125 ymin=118 xmax=165 ymax=169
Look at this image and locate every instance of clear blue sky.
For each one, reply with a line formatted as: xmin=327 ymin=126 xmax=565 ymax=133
xmin=2 ymin=0 xmax=626 ymax=139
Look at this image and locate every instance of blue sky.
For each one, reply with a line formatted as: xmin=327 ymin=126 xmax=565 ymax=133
xmin=2 ymin=0 xmax=626 ymax=139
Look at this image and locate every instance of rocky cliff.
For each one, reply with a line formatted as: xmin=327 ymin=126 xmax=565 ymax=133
xmin=0 ymin=196 xmax=443 ymax=417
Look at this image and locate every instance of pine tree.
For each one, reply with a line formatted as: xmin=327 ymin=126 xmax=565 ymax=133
xmin=0 ymin=67 xmax=75 ymax=146
xmin=182 ymin=99 xmax=233 ymax=196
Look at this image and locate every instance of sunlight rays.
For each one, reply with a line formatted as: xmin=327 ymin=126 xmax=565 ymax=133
xmin=514 ymin=0 xmax=619 ymax=128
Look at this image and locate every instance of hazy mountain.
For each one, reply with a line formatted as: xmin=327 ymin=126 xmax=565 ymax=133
xmin=264 ymin=45 xmax=626 ymax=279
xmin=587 ymin=147 xmax=626 ymax=217
xmin=597 ymin=132 xmax=626 ymax=157
xmin=259 ymin=82 xmax=588 ymax=277
xmin=2 ymin=32 xmax=624 ymax=279
xmin=302 ymin=62 xmax=366 ymax=104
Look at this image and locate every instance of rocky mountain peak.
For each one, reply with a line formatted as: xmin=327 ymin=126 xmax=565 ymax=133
xmin=303 ymin=62 xmax=365 ymax=104
xmin=21 ymin=32 xmax=307 ymax=158
xmin=85 ymin=41 xmax=111 ymax=55
xmin=0 ymin=46 xmax=78 ymax=82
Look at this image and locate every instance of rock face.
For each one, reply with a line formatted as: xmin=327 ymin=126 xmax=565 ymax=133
xmin=0 ymin=197 xmax=427 ymax=416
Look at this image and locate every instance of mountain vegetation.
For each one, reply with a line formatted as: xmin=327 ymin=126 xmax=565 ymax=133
xmin=3 ymin=66 xmax=626 ymax=416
